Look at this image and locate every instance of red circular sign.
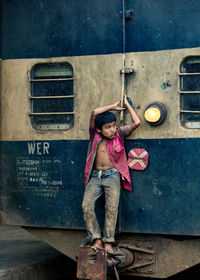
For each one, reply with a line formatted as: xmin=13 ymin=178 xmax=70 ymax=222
xmin=128 ymin=148 xmax=149 ymax=170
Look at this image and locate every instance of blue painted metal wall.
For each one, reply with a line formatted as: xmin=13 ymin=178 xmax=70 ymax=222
xmin=1 ymin=139 xmax=200 ymax=235
xmin=122 ymin=138 xmax=200 ymax=236
xmin=1 ymin=0 xmax=122 ymax=59
xmin=1 ymin=0 xmax=200 ymax=59
xmin=126 ymin=0 xmax=200 ymax=52
xmin=0 ymin=140 xmax=87 ymax=228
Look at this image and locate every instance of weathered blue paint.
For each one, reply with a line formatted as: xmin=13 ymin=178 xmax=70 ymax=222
xmin=1 ymin=138 xmax=200 ymax=236
xmin=0 ymin=140 xmax=87 ymax=228
xmin=1 ymin=0 xmax=122 ymax=59
xmin=1 ymin=0 xmax=200 ymax=59
xmin=122 ymin=138 xmax=200 ymax=236
xmin=126 ymin=0 xmax=200 ymax=53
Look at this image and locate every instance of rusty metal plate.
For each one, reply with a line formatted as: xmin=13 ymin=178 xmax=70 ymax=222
xmin=77 ymin=247 xmax=107 ymax=280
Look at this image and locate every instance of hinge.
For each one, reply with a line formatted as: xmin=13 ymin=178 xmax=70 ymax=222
xmin=125 ymin=10 xmax=134 ymax=19
xmin=120 ymin=68 xmax=135 ymax=74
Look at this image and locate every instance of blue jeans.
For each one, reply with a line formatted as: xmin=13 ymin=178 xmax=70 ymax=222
xmin=82 ymin=168 xmax=121 ymax=243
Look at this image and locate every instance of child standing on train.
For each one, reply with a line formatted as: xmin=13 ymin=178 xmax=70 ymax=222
xmin=82 ymin=95 xmax=140 ymax=253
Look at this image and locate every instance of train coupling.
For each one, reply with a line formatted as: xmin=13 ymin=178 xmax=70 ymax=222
xmin=76 ymin=241 xmax=155 ymax=279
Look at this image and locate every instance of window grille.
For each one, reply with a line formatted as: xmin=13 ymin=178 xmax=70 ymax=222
xmin=30 ymin=63 xmax=74 ymax=131
xmin=179 ymin=56 xmax=200 ymax=129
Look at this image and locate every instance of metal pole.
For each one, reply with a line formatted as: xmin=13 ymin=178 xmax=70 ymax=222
xmin=120 ymin=0 xmax=126 ymax=126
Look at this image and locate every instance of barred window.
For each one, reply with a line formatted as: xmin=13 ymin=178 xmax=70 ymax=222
xmin=179 ymin=57 xmax=200 ymax=129
xmin=30 ymin=63 xmax=74 ymax=131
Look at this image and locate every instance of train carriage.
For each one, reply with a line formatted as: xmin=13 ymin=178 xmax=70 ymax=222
xmin=1 ymin=0 xmax=200 ymax=278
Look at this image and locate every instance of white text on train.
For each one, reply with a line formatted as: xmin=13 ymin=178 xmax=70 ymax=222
xmin=28 ymin=142 xmax=50 ymax=155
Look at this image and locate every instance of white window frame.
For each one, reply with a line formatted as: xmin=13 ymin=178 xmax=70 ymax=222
xmin=178 ymin=56 xmax=200 ymax=129
xmin=29 ymin=62 xmax=74 ymax=131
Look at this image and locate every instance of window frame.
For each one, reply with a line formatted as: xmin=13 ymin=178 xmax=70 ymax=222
xmin=29 ymin=62 xmax=74 ymax=131
xmin=179 ymin=56 xmax=200 ymax=129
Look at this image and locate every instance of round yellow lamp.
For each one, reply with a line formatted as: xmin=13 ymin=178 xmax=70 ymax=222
xmin=144 ymin=107 xmax=161 ymax=123
xmin=144 ymin=102 xmax=167 ymax=126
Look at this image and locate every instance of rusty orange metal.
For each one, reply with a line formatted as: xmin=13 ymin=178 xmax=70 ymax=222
xmin=77 ymin=247 xmax=107 ymax=280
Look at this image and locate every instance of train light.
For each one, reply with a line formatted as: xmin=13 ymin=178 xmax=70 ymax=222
xmin=144 ymin=107 xmax=161 ymax=123
xmin=144 ymin=102 xmax=167 ymax=126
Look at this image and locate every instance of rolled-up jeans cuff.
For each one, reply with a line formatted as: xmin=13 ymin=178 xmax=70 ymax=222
xmin=102 ymin=237 xmax=115 ymax=243
xmin=91 ymin=234 xmax=102 ymax=242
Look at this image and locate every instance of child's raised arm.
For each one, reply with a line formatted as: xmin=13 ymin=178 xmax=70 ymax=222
xmin=89 ymin=101 xmax=124 ymax=128
xmin=119 ymin=95 xmax=140 ymax=137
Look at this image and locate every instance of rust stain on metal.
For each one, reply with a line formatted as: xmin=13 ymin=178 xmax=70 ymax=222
xmin=77 ymin=247 xmax=107 ymax=280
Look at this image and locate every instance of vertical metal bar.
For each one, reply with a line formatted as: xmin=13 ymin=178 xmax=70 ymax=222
xmin=120 ymin=0 xmax=126 ymax=126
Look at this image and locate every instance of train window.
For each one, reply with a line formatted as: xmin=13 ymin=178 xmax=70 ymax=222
xmin=179 ymin=57 xmax=200 ymax=129
xmin=30 ymin=63 xmax=74 ymax=131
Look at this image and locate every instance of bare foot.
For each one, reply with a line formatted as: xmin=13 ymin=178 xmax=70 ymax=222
xmin=91 ymin=239 xmax=103 ymax=251
xmin=104 ymin=243 xmax=114 ymax=254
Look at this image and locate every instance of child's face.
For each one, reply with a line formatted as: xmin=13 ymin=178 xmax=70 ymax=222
xmin=100 ymin=121 xmax=117 ymax=139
